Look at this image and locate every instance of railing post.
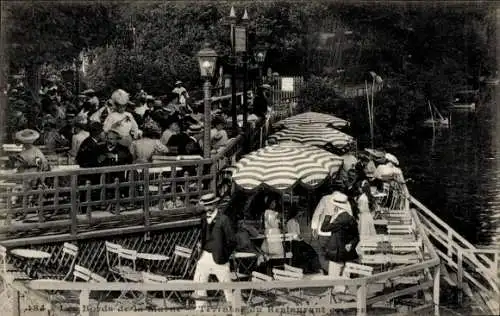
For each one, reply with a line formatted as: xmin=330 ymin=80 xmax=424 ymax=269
xmin=232 ymin=288 xmax=242 ymax=316
xmin=433 ymin=265 xmax=440 ymax=316
xmin=143 ymin=168 xmax=150 ymax=229
xmin=457 ymin=249 xmax=463 ymax=304
xmin=70 ymin=175 xmax=78 ymax=237
xmin=80 ymin=289 xmax=90 ymax=316
xmin=446 ymin=229 xmax=453 ymax=264
xmin=11 ymin=288 xmax=20 ymax=316
xmin=210 ymin=162 xmax=217 ymax=193
xmin=356 ymin=282 xmax=367 ymax=316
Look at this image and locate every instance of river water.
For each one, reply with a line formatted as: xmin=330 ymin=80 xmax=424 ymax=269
xmin=386 ymin=85 xmax=500 ymax=248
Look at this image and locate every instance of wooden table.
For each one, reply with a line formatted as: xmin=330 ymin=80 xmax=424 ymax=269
xmin=10 ymin=249 xmax=51 ymax=259
xmin=137 ymin=253 xmax=170 ymax=272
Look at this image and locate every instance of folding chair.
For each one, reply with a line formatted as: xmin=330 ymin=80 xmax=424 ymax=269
xmin=247 ymin=271 xmax=275 ymax=307
xmin=141 ymin=271 xmax=169 ymax=309
xmin=272 ymin=264 xmax=306 ymax=304
xmin=164 ymin=245 xmax=195 ymax=304
xmin=104 ymin=241 xmax=122 ymax=281
xmin=38 ymin=242 xmax=78 ymax=280
xmin=332 ymin=262 xmax=374 ymax=303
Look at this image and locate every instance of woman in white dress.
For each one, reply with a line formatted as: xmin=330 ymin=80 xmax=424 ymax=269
xmin=261 ymin=198 xmax=284 ymax=257
xmin=357 ymin=180 xmax=377 ymax=238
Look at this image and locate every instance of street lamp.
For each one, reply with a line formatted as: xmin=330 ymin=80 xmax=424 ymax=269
xmin=197 ymin=43 xmax=218 ymax=158
xmin=366 ymin=71 xmax=383 ymax=148
xmin=253 ymin=45 xmax=267 ymax=84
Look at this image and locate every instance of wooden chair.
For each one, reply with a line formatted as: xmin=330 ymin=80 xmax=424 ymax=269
xmin=117 ymin=248 xmax=141 ymax=282
xmin=263 ymin=233 xmax=296 ymax=265
xmin=141 ymin=271 xmax=169 ymax=309
xmin=272 ymin=264 xmax=306 ymax=304
xmin=104 ymin=241 xmax=122 ymax=281
xmin=247 ymin=271 xmax=275 ymax=306
xmin=164 ymin=245 xmax=196 ymax=304
xmin=387 ymin=223 xmax=415 ymax=235
xmin=331 ymin=262 xmax=374 ymax=303
xmin=38 ymin=242 xmax=78 ymax=280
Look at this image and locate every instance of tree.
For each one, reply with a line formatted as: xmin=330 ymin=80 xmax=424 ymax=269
xmin=4 ymin=3 xmax=119 ymax=98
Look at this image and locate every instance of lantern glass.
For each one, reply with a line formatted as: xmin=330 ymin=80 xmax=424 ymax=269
xmin=254 ymin=50 xmax=267 ymax=64
xmin=197 ymin=44 xmax=218 ymax=78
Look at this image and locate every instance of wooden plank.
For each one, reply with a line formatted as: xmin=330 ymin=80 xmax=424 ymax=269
xmin=439 ymin=263 xmax=456 ymax=287
xmin=366 ymin=280 xmax=433 ymax=306
xmin=0 ymin=218 xmax=202 ymax=247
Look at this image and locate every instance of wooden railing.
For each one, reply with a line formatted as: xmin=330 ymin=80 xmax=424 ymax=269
xmin=410 ymin=196 xmax=499 ymax=315
xmin=1 ymin=179 xmax=443 ymax=316
xmin=0 ymin=135 xmax=248 ymax=244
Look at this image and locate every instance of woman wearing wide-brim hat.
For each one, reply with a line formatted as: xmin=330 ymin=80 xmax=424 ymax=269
xmin=13 ymin=129 xmax=50 ymax=172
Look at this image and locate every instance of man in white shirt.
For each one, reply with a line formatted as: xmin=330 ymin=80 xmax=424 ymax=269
xmin=69 ymin=115 xmax=90 ymax=158
xmin=172 ymin=80 xmax=189 ymax=99
xmin=210 ymin=116 xmax=229 ymax=150
xmin=311 ymin=191 xmax=352 ymax=274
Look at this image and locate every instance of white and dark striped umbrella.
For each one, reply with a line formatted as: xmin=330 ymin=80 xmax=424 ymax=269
xmin=268 ymin=123 xmax=354 ymax=148
xmin=274 ymin=111 xmax=349 ymax=128
xmin=231 ymin=142 xmax=343 ymax=191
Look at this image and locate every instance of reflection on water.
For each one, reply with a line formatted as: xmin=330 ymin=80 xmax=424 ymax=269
xmin=391 ymin=86 xmax=499 ymax=247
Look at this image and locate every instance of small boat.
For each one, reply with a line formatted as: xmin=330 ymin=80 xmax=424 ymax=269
xmin=484 ymin=77 xmax=499 ymax=86
xmin=449 ymin=89 xmax=479 ymax=111
xmin=422 ymin=101 xmax=450 ymax=128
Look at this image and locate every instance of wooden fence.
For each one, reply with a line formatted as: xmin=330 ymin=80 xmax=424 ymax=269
xmin=1 ymin=181 xmax=442 ymax=316
xmin=0 ymin=134 xmax=248 ymax=245
xmin=411 ymin=196 xmax=499 ymax=315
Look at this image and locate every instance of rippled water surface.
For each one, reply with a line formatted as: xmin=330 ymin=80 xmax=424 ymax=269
xmin=388 ymin=86 xmax=500 ymax=247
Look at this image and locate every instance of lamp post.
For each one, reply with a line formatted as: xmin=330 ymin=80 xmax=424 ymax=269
xmin=241 ymin=9 xmax=249 ymax=133
xmin=229 ymin=6 xmax=238 ymax=135
xmin=254 ymin=46 xmax=267 ymax=84
xmin=197 ymin=43 xmax=218 ymax=158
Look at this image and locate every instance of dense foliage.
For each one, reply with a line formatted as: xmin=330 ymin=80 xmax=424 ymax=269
xmin=4 ymin=2 xmax=495 ymax=143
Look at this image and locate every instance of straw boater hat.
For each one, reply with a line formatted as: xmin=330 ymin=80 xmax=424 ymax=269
xmin=331 ymin=191 xmax=350 ymax=210
xmin=199 ymin=193 xmax=220 ymax=207
xmin=261 ymin=84 xmax=271 ymax=89
xmin=385 ymin=153 xmax=399 ymax=166
xmin=175 ymin=80 xmax=182 ymax=85
xmin=15 ymin=129 xmax=40 ymax=144
xmin=187 ymin=124 xmax=202 ymax=134
xmin=82 ymin=89 xmax=95 ymax=95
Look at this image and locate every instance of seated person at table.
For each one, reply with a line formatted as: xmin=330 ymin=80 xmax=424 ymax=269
xmin=69 ymin=115 xmax=89 ymax=158
xmin=13 ymin=129 xmax=50 ymax=172
xmin=98 ymin=130 xmax=133 ymax=214
xmin=129 ymin=122 xmax=170 ymax=163
xmin=168 ymin=124 xmax=203 ymax=156
xmin=287 ymin=209 xmax=322 ymax=274
xmin=160 ymin=117 xmax=181 ymax=147
xmin=76 ymin=122 xmax=104 ymax=168
xmin=261 ymin=199 xmax=284 ymax=258
xmin=99 ymin=130 xmax=133 ymax=167
xmin=42 ymin=117 xmax=69 ymax=152
xmin=103 ymin=89 xmax=142 ymax=148
xmin=210 ymin=116 xmax=229 ymax=150
xmin=374 ymin=153 xmax=404 ymax=184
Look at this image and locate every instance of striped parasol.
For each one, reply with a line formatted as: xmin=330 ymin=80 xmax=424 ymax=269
xmin=268 ymin=123 xmax=354 ymax=148
xmin=274 ymin=111 xmax=349 ymax=128
xmin=231 ymin=142 xmax=343 ymax=191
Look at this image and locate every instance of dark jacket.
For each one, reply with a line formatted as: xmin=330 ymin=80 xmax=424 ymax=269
xmin=76 ymin=137 xmax=101 ymax=168
xmin=321 ymin=212 xmax=359 ymax=263
xmin=200 ymin=212 xmax=237 ymax=265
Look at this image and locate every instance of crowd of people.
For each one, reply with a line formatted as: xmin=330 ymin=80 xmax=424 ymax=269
xmin=191 ymin=147 xmax=404 ymax=309
xmin=6 ymin=80 xmax=244 ymax=173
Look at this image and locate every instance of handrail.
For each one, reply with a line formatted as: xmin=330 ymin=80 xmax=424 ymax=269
xmin=410 ymin=196 xmax=494 ymax=275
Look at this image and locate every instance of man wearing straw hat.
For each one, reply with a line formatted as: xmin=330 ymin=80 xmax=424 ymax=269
xmin=320 ymin=194 xmax=359 ymax=292
xmin=311 ymin=191 xmax=354 ymax=275
xmin=193 ymin=193 xmax=240 ymax=310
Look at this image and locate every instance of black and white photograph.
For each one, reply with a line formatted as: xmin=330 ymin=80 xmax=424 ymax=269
xmin=0 ymin=1 xmax=498 ymax=315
